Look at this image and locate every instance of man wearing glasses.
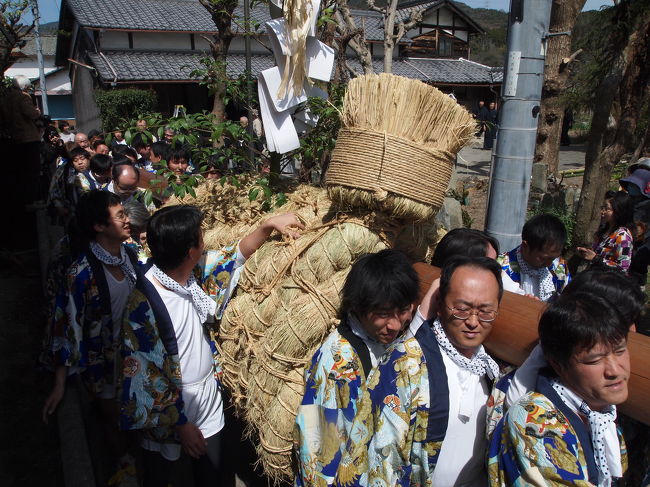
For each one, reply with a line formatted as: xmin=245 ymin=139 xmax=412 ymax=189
xmin=42 ymin=190 xmax=137 ymax=476
xmin=335 ymin=256 xmax=503 ymax=487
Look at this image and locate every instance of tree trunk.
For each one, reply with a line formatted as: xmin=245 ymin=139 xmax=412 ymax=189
xmin=335 ymin=0 xmax=374 ymax=75
xmin=200 ymin=0 xmax=236 ymax=120
xmin=210 ymin=43 xmax=229 ymax=122
xmin=572 ymin=3 xmax=650 ymax=250
xmin=382 ymin=0 xmax=399 ymax=73
xmin=533 ymin=0 xmax=586 ymax=176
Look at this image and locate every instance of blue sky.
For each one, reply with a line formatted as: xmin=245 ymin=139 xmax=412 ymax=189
xmin=24 ymin=0 xmax=617 ymax=24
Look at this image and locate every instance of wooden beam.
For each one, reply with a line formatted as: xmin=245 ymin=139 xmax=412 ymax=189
xmin=414 ymin=262 xmax=650 ymax=426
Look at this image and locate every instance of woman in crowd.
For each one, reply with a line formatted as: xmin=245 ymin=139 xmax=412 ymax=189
xmin=577 ymin=190 xmax=635 ymax=273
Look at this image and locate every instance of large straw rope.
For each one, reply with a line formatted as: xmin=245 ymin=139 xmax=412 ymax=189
xmin=326 ymin=73 xmax=475 ymax=222
xmin=216 ymin=188 xmax=439 ymax=482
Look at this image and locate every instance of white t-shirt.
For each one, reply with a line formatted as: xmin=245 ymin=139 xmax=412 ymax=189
xmin=60 ymin=132 xmax=75 ymax=143
xmin=502 ymin=270 xmax=525 ymax=295
xmin=141 ymin=267 xmax=224 ymax=461
xmin=97 ymin=260 xmax=134 ymax=400
xmin=431 ymin=352 xmax=490 ymax=487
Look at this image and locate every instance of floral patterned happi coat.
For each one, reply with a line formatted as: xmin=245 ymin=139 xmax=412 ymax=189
xmin=42 ymin=245 xmax=139 ymax=394
xmin=294 ymin=319 xmax=374 ymax=487
xmin=498 ymin=246 xmax=571 ymax=296
xmin=119 ymin=244 xmax=242 ymax=442
xmin=332 ymin=321 xmax=453 ymax=487
xmin=488 ymin=372 xmax=627 ymax=487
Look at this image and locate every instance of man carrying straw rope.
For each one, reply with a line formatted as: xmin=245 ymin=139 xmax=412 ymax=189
xmin=295 ymin=249 xmax=433 ymax=487
xmin=118 ymin=205 xmax=302 ymax=487
xmin=334 ymin=256 xmax=504 ymax=487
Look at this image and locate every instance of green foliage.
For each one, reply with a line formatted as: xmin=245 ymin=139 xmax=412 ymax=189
xmin=447 ymin=184 xmax=474 ymax=228
xmin=189 ymin=56 xmax=259 ymax=112
xmin=116 ymin=110 xmax=262 ymax=206
xmin=94 ymin=88 xmax=158 ymax=132
xmin=297 ymin=84 xmax=345 ymax=182
xmin=247 ymin=176 xmax=288 ymax=211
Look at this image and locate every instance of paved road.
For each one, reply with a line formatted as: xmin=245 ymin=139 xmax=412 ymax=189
xmin=455 ymin=136 xmax=587 ymax=180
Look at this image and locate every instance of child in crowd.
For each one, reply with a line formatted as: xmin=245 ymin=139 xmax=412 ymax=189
xmin=47 ymin=147 xmax=91 ymax=224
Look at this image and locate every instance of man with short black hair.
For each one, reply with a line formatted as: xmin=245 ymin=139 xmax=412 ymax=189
xmin=79 ymin=153 xmax=112 ymax=191
xmin=488 ymin=292 xmax=629 ymax=486
xmin=498 ymin=214 xmax=570 ymax=301
xmin=335 ymin=256 xmax=504 ymax=487
xmin=150 ymin=141 xmax=169 ymax=170
xmin=295 ymin=249 xmax=421 ymax=487
xmin=47 ymin=147 xmax=91 ymax=222
xmin=42 ymin=190 xmax=137 ymax=475
xmin=119 ymin=205 xmax=303 ymax=487
xmin=93 ymin=139 xmax=110 ymax=155
xmin=132 ymin=132 xmax=153 ymax=171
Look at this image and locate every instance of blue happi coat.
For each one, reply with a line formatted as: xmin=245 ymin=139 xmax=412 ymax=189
xmin=488 ymin=372 xmax=627 ymax=486
xmin=333 ymin=321 xmax=452 ymax=487
xmin=294 ymin=318 xmax=375 ymax=487
xmin=42 ymin=245 xmax=139 ymax=394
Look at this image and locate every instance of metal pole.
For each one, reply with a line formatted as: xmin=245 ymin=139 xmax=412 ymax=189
xmin=31 ymin=0 xmax=49 ymax=115
xmin=243 ymin=0 xmax=255 ymax=167
xmin=484 ymin=0 xmax=552 ymax=251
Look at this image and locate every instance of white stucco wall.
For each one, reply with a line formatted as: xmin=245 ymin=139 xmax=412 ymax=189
xmin=5 ymin=56 xmax=58 ymax=79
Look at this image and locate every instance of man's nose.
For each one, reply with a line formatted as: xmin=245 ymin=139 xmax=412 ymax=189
xmin=604 ymin=354 xmax=624 ymax=378
xmin=465 ymin=312 xmax=480 ymax=328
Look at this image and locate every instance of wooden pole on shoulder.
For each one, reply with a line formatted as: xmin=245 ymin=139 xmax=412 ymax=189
xmin=414 ymin=262 xmax=650 ymax=425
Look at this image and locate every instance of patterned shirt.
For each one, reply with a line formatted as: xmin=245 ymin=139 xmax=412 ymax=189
xmin=593 ymin=227 xmax=633 ymax=274
xmin=119 ymin=244 xmax=243 ymax=442
xmin=488 ymin=373 xmax=627 ymax=486
xmin=294 ymin=322 xmax=372 ymax=487
xmin=498 ymin=245 xmax=571 ymax=297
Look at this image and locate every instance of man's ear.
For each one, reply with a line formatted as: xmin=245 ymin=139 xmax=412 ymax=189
xmin=435 ymin=291 xmax=444 ymax=318
xmin=93 ymin=222 xmax=106 ymax=235
xmin=521 ymin=240 xmax=529 ymax=252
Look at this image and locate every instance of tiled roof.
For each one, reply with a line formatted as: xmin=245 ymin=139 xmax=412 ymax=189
xmin=67 ymin=0 xmax=213 ymax=32
xmin=395 ymin=0 xmax=444 ymax=23
xmin=348 ymin=9 xmax=385 ymax=42
xmin=65 ymin=0 xmax=274 ymax=33
xmin=64 ymin=0 xmax=482 ymax=35
xmin=347 ymin=57 xmax=502 ymax=84
xmin=88 ymin=49 xmax=501 ymax=85
xmin=87 ymin=50 xmax=276 ymax=81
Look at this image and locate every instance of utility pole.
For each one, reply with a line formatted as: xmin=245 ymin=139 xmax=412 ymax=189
xmin=31 ymin=0 xmax=49 ymax=115
xmin=243 ymin=0 xmax=255 ymax=167
xmin=484 ymin=0 xmax=552 ymax=251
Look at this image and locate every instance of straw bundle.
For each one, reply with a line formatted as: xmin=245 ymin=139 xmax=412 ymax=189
xmin=326 ymin=73 xmax=475 ymax=222
xmin=215 ymin=187 xmax=439 ymax=482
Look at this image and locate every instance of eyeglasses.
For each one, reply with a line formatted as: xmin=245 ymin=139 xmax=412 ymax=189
xmin=446 ymin=305 xmax=498 ymax=323
xmin=112 ymin=211 xmax=128 ymax=223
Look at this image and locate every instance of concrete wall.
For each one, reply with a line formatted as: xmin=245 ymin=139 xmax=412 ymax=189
xmin=5 ymin=56 xmax=58 ymax=79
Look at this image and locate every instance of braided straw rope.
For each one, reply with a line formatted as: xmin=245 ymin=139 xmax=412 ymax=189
xmin=326 ymin=127 xmax=454 ymax=207
xmin=212 ymin=190 xmax=441 ymax=483
xmin=326 ymin=73 xmax=476 ymax=221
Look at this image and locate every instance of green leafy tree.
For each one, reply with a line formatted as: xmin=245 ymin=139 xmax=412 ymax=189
xmin=94 ymin=88 xmax=158 ymax=132
xmin=0 ymin=1 xmax=33 ymax=75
